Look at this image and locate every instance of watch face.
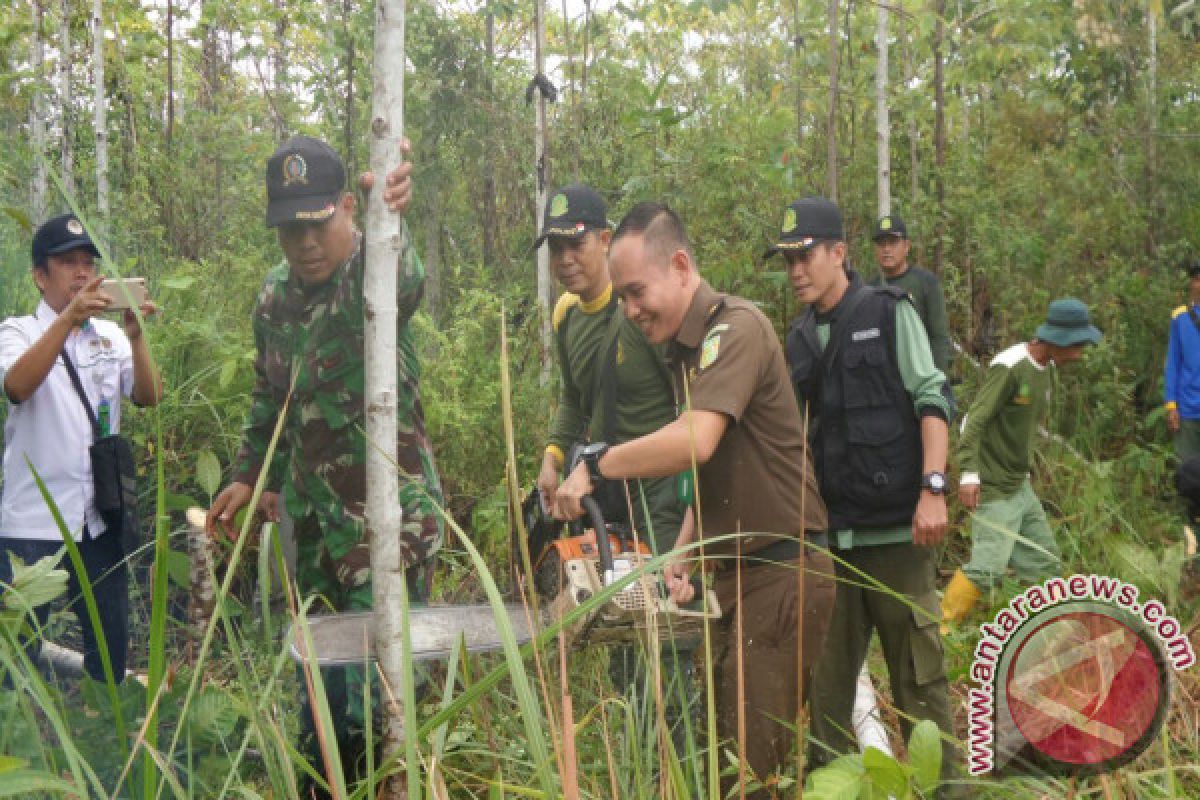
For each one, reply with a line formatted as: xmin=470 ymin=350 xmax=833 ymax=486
xmin=926 ymin=473 xmax=946 ymax=491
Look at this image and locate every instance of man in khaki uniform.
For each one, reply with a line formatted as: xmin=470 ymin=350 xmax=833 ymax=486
xmin=555 ymin=202 xmax=835 ymax=799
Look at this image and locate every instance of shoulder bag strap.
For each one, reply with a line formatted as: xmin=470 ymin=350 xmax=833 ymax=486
xmin=595 ymin=295 xmax=623 ymax=443
xmin=60 ymin=348 xmax=102 ymax=440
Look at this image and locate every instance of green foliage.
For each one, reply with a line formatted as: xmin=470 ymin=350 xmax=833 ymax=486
xmin=805 ymin=720 xmax=943 ymax=800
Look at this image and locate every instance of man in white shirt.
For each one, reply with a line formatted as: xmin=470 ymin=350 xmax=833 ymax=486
xmin=0 ymin=213 xmax=161 ymax=682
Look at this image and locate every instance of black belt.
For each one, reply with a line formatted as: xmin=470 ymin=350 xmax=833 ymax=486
xmin=738 ymin=531 xmax=828 ymax=567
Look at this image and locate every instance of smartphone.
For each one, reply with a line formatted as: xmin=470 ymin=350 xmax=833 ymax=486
xmin=100 ymin=278 xmax=149 ymax=311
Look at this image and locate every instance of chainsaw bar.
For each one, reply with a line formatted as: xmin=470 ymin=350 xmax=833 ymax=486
xmin=290 ymin=603 xmax=535 ymax=666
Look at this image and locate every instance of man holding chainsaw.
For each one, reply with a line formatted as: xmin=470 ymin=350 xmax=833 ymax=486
xmin=532 ymin=182 xmax=695 ymax=751
xmin=535 ymin=182 xmax=685 ymax=557
xmin=554 ymin=202 xmax=835 ymax=800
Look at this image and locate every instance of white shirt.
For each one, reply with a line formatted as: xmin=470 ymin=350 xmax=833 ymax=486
xmin=0 ymin=301 xmax=134 ymax=540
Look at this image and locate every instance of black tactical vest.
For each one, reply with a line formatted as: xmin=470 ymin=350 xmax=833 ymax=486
xmin=785 ymin=279 xmax=922 ymax=532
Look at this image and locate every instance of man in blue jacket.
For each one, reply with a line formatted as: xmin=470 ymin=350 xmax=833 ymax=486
xmin=1165 ymin=259 xmax=1200 ymax=461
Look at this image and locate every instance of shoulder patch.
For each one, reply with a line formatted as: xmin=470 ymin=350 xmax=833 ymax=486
xmin=1173 ymin=305 xmax=1188 ymax=320
xmin=991 ymin=342 xmax=1030 ymax=369
xmin=552 ymin=293 xmax=581 ymax=332
xmin=700 ymin=324 xmax=730 ymax=370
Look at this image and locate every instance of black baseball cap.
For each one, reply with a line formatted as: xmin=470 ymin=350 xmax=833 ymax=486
xmin=265 ymin=135 xmax=347 ymax=228
xmin=1185 ymin=259 xmax=1200 ymax=279
xmin=872 ymin=213 xmax=908 ymax=241
xmin=32 ymin=213 xmax=101 ymax=266
xmin=763 ymin=196 xmax=844 ymax=259
xmin=532 ymin=183 xmax=609 ymax=249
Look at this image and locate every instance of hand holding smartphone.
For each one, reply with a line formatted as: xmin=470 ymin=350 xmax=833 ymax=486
xmin=100 ymin=278 xmax=149 ymax=311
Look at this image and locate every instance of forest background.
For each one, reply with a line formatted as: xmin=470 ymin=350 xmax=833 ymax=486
xmin=1 ymin=0 xmax=1200 ymax=798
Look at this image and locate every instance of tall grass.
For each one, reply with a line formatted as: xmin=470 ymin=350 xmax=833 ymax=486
xmin=1 ymin=248 xmax=1198 ymax=799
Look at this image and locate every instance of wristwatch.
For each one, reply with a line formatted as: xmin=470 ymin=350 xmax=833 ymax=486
xmin=921 ymin=471 xmax=947 ymax=495
xmin=580 ymin=442 xmax=611 ymax=484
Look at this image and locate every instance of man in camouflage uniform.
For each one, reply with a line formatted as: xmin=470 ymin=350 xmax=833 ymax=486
xmin=208 ymin=135 xmax=442 ymax=797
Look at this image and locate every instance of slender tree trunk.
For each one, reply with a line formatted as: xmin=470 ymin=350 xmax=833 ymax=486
xmin=826 ymin=0 xmax=839 ymax=201
xmin=875 ymin=2 xmax=890 ymax=218
xmin=1145 ymin=0 xmax=1158 ymax=255
xmin=366 ymin=1 xmax=411 ymax=797
xmin=166 ymin=0 xmax=174 ymax=148
xmin=274 ymin=0 xmax=288 ymax=139
xmin=93 ymin=0 xmax=109 ymax=232
xmin=30 ymin=0 xmax=48 ymax=223
xmin=932 ymin=0 xmax=946 ymax=276
xmin=793 ymin=0 xmax=804 ymax=155
xmin=581 ymin=0 xmax=592 ymax=98
xmin=534 ymin=0 xmax=554 ymax=381
xmin=59 ymin=0 xmax=75 ymax=198
xmin=561 ymin=0 xmax=578 ymax=174
xmin=343 ymin=0 xmax=357 ymax=177
xmin=905 ymin=25 xmax=918 ymax=207
xmin=481 ymin=6 xmax=497 ymax=267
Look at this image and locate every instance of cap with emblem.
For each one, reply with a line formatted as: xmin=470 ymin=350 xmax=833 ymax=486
xmin=872 ymin=213 xmax=908 ymax=241
xmin=32 ymin=213 xmax=101 ymax=266
xmin=1034 ymin=298 xmax=1103 ymax=347
xmin=265 ymin=135 xmax=347 ymax=228
xmin=532 ymin=183 xmax=609 ymax=249
xmin=763 ymin=196 xmax=844 ymax=259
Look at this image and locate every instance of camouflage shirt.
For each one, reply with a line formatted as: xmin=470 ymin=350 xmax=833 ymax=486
xmin=232 ymin=226 xmax=443 ymax=584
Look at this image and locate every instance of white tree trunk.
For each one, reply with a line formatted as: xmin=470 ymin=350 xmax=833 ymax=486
xmin=59 ymin=0 xmax=75 ymax=198
xmin=826 ymin=0 xmax=839 ymax=201
xmin=534 ymin=0 xmax=553 ymax=382
xmin=30 ymin=0 xmax=47 ymax=223
xmin=92 ymin=0 xmax=109 ymax=231
xmin=875 ymin=2 xmax=890 ymax=218
xmin=366 ymin=1 xmax=410 ymax=796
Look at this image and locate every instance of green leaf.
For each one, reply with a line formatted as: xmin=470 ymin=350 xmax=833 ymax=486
xmin=805 ymin=754 xmax=866 ymax=800
xmin=0 ymin=768 xmax=81 ymax=796
xmin=908 ymin=719 xmax=943 ymax=792
xmin=218 ymin=359 xmax=240 ymax=389
xmin=196 ymin=449 xmax=222 ymax=498
xmin=159 ymin=275 xmax=196 ymax=290
xmin=3 ymin=553 xmax=68 ymax=609
xmin=164 ymin=549 xmax=191 ymax=588
xmin=0 ymin=757 xmax=25 ymax=773
xmin=863 ymin=745 xmax=910 ymax=798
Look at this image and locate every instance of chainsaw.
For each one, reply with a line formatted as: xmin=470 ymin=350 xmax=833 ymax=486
xmin=190 ymin=479 xmax=718 ymax=666
xmin=519 ymin=486 xmax=720 ymax=649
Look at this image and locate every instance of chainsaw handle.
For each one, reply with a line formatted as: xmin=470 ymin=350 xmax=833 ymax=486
xmin=580 ymin=495 xmax=615 ymax=582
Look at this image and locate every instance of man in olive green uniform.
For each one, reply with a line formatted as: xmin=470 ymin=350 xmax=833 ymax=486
xmin=532 ymin=183 xmax=693 ymax=760
xmin=777 ymin=198 xmax=956 ymax=786
xmin=869 ymin=213 xmax=952 ymax=373
xmin=534 ymin=183 xmax=683 ymax=555
xmin=208 ymin=136 xmax=442 ymax=798
xmin=942 ymin=299 xmax=1101 ymax=626
xmin=555 ymin=202 xmax=836 ymax=800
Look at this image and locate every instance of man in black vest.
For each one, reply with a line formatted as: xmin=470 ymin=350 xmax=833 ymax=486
xmin=772 ymin=197 xmax=957 ymax=784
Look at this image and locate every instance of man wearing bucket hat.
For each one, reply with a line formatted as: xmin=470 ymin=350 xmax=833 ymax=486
xmin=773 ymin=197 xmax=957 ymax=785
xmin=1164 ymin=260 xmax=1200 ymax=462
xmin=943 ymin=298 xmax=1102 ymax=628
xmin=206 ymin=135 xmax=443 ymax=798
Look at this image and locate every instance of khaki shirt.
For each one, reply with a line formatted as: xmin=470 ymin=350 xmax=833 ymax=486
xmin=668 ymin=280 xmax=827 ymax=554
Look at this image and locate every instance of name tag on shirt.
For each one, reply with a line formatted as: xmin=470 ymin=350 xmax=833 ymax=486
xmin=851 ymin=327 xmax=881 ymax=342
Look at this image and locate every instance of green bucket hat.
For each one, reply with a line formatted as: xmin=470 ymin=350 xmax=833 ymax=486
xmin=1035 ymin=298 xmax=1102 ymax=347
